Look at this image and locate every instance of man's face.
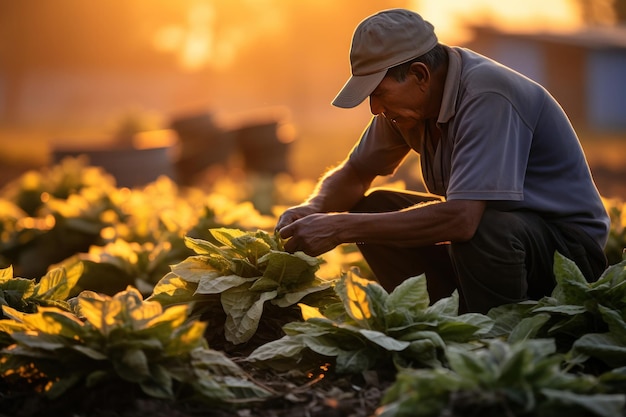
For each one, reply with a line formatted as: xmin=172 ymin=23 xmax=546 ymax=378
xmin=368 ymin=66 xmax=432 ymax=130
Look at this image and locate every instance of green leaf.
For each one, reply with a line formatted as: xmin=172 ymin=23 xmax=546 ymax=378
xmin=397 ymin=330 xmax=446 ymax=350
xmin=77 ymin=289 xmax=139 ymax=336
xmin=272 ymin=280 xmax=333 ymax=307
xmin=212 ymin=228 xmax=271 ymax=262
xmin=336 ymin=348 xmax=377 ymax=373
xmin=32 ymin=308 xmax=86 ymax=338
xmin=139 ymin=364 xmax=173 ymax=399
xmin=300 ymin=334 xmax=346 ymax=357
xmin=386 ymin=275 xmax=429 ymax=314
xmin=222 ymin=288 xmax=277 ymax=344
xmin=247 ymin=335 xmax=308 ymax=362
xmin=597 ymin=304 xmax=626 ymax=342
xmin=116 ymin=348 xmax=151 ymax=382
xmin=258 ymin=250 xmax=319 ymax=288
xmin=486 ymin=301 xmax=537 ymax=338
xmin=437 ymin=313 xmax=493 ymax=342
xmin=541 ymin=389 xmax=626 ymax=417
xmin=0 ymin=278 xmax=35 ymax=309
xmin=171 ymin=255 xmax=224 ymax=284
xmin=335 ymin=270 xmax=375 ymax=329
xmin=72 ymin=344 xmax=107 ymax=360
xmin=446 ymin=345 xmax=492 ymax=381
xmin=591 ymin=260 xmax=626 ymax=292
xmin=425 ymin=291 xmax=459 ymax=317
xmin=164 ymin=320 xmax=207 ymax=356
xmin=532 ymin=305 xmax=587 ymax=315
xmin=10 ymin=332 xmax=66 ymax=351
xmin=508 ymin=313 xmax=551 ymax=343
xmin=195 ymin=274 xmax=257 ymax=294
xmin=184 ymin=236 xmax=225 ymax=256
xmin=33 ymin=261 xmax=84 ymax=302
xmin=358 ymin=329 xmax=410 ymax=351
xmin=573 ymin=333 xmax=626 ymax=368
xmin=552 ymin=252 xmax=591 ymax=304
xmin=0 ymin=265 xmax=14 ymax=282
xmin=249 ymin=276 xmax=279 ymax=292
xmin=147 ymin=272 xmax=197 ymax=306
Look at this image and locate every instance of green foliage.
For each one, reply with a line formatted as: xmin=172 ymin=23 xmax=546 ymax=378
xmin=489 ymin=253 xmax=626 ymax=372
xmin=0 ymin=262 xmax=83 ymax=348
xmin=1 ymin=158 xmax=625 ymax=415
xmin=149 ymin=228 xmax=337 ymax=346
xmin=248 ymin=270 xmax=493 ymax=373
xmin=0 ymin=286 xmax=270 ymax=405
xmin=0 ymin=158 xmax=119 ymax=278
xmin=0 ymin=263 xmax=82 ymax=316
xmin=377 ymin=339 xmax=626 ymax=417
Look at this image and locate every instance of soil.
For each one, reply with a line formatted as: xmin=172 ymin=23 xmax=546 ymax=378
xmin=1 ymin=366 xmax=392 ymax=417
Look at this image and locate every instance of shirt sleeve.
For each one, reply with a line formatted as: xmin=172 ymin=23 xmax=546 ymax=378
xmin=347 ymin=115 xmax=410 ymax=178
xmin=446 ymin=92 xmax=533 ymax=201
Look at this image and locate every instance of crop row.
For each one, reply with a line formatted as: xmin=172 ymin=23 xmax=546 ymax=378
xmin=0 ymin=156 xmax=625 ymax=416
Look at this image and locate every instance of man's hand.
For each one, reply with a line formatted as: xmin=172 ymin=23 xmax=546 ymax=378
xmin=275 ymin=203 xmax=319 ymax=231
xmin=278 ymin=213 xmax=342 ymax=257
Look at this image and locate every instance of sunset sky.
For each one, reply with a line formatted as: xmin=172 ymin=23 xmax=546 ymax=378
xmin=0 ymin=0 xmax=619 ymax=180
xmin=151 ymin=0 xmax=588 ymax=73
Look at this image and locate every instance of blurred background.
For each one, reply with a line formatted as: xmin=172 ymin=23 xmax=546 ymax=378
xmin=0 ymin=0 xmax=625 ymax=198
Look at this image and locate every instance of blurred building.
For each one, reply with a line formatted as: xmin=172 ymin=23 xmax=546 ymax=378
xmin=463 ymin=25 xmax=626 ymax=136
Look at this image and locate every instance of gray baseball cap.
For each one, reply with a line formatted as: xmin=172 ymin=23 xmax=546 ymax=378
xmin=332 ymin=9 xmax=438 ymax=108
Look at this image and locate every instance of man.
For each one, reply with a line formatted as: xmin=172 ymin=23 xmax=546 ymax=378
xmin=276 ymin=8 xmax=610 ymax=314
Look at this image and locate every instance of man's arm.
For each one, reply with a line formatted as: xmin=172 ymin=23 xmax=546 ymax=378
xmin=275 ymin=158 xmax=376 ymax=231
xmin=336 ymin=199 xmax=486 ymax=246
xmin=280 ymin=199 xmax=485 ymax=256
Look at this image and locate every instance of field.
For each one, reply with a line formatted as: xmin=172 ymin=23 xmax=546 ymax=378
xmin=0 ymin=126 xmax=625 ymax=417
xmin=1 ymin=125 xmax=625 ymax=199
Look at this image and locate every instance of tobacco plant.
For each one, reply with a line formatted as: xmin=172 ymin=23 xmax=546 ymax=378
xmin=489 ymin=253 xmax=626 ymax=372
xmin=248 ymin=270 xmax=493 ymax=374
xmin=0 ymin=286 xmax=270 ymax=409
xmin=148 ymin=227 xmax=337 ymax=348
xmin=376 ymin=339 xmax=626 ymax=417
xmin=0 ymin=263 xmax=82 ymax=316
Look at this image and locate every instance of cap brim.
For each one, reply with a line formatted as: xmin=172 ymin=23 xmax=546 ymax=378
xmin=331 ymin=70 xmax=386 ymax=109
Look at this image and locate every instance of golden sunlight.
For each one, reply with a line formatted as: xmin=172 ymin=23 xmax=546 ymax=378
xmin=152 ymin=0 xmax=287 ymax=72
xmin=410 ymin=0 xmax=584 ymax=43
xmin=345 ymin=271 xmax=373 ymax=322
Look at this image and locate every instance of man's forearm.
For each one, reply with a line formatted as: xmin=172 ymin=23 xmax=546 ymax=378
xmin=305 ymin=159 xmax=374 ymax=213
xmin=335 ymin=199 xmax=486 ymax=247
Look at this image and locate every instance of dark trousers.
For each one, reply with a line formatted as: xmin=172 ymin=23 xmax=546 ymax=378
xmin=350 ymin=189 xmax=607 ymax=314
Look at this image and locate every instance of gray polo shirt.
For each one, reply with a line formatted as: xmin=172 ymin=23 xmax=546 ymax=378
xmin=347 ymin=46 xmax=610 ymax=248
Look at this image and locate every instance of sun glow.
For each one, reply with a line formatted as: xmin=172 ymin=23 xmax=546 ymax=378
xmin=152 ymin=0 xmax=287 ymax=72
xmin=410 ymin=0 xmax=584 ymax=44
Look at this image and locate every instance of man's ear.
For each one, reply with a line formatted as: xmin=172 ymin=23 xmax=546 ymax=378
xmin=409 ymin=62 xmax=430 ymax=84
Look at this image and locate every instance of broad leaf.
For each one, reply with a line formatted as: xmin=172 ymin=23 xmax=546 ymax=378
xmin=33 ymin=261 xmax=83 ymax=301
xmin=359 ymin=329 xmax=410 ymax=351
xmin=386 ymin=274 xmax=429 ymax=314
xmin=336 ymin=270 xmax=373 ymax=328
xmin=222 ymin=288 xmax=277 ymax=344
xmin=552 ymin=252 xmax=591 ymax=305
xmin=541 ymin=389 xmax=626 ymax=417
xmin=195 ymin=275 xmax=257 ymax=294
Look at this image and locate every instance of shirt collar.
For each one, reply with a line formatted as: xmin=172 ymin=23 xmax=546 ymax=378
xmin=437 ymin=46 xmax=462 ymax=124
